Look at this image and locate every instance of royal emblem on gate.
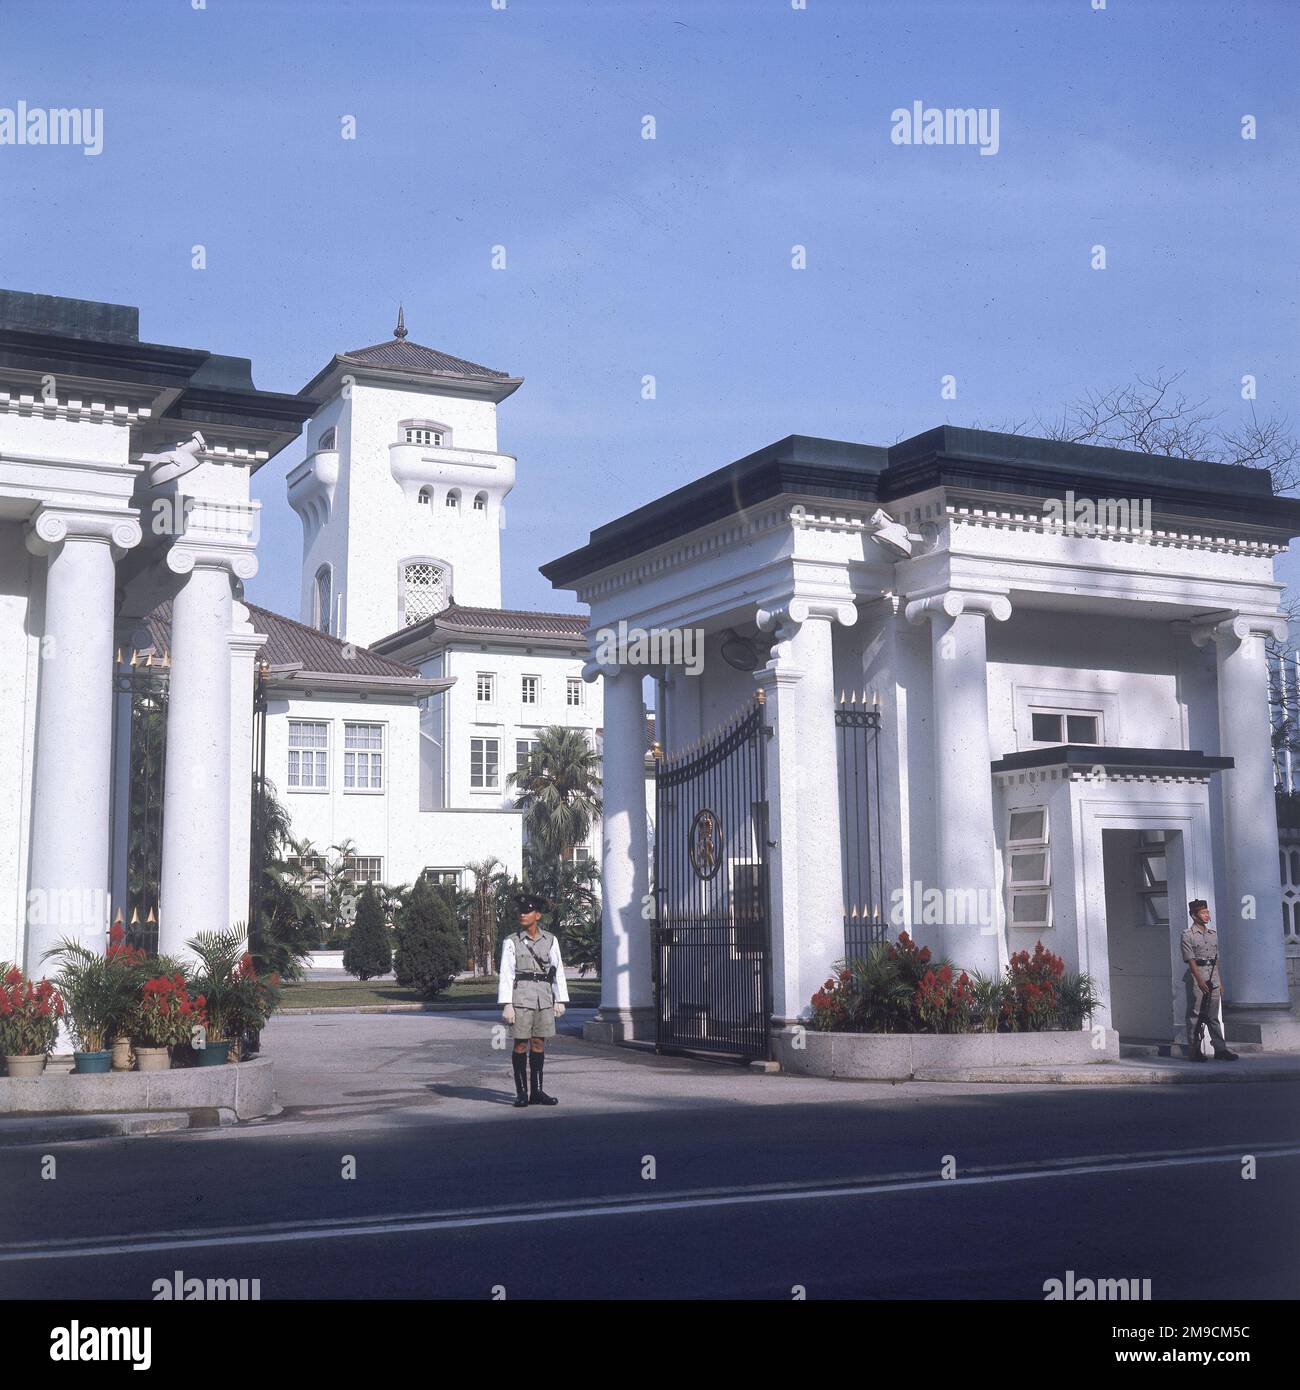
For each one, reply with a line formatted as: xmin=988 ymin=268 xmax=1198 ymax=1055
xmin=688 ymin=808 xmax=723 ymax=880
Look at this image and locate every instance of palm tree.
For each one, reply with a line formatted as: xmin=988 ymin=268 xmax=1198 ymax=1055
xmin=464 ymin=857 xmax=507 ymax=975
xmin=507 ymin=727 xmax=603 ymax=860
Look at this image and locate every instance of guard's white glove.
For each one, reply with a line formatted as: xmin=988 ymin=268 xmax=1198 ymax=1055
xmin=554 ymin=1003 xmax=566 ymax=1018
xmin=502 ymin=1005 xmax=515 ymax=1024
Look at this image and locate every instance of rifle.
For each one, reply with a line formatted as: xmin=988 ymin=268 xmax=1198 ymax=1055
xmin=1193 ymin=958 xmax=1219 ymax=1054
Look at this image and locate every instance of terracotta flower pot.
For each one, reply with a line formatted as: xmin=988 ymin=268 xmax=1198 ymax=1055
xmin=134 ymin=1046 xmax=171 ymax=1072
xmin=5 ymin=1053 xmax=47 ymax=1078
xmin=111 ymin=1036 xmax=134 ymax=1071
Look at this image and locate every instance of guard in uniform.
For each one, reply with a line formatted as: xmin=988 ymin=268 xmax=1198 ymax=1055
xmin=1180 ymin=899 xmax=1238 ymax=1061
xmin=498 ymin=893 xmax=569 ymax=1107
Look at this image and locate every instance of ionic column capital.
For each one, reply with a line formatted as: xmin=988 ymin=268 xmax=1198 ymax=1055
xmin=1190 ymin=610 xmax=1287 ymax=650
xmin=25 ymin=505 xmax=142 ymax=559
xmin=165 ymin=543 xmax=258 ymax=582
xmin=755 ymin=596 xmax=858 ymax=637
xmin=904 ymin=589 xmax=1012 ymax=626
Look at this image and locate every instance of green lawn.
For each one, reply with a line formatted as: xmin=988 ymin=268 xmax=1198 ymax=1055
xmin=281 ymin=976 xmax=601 ymax=1011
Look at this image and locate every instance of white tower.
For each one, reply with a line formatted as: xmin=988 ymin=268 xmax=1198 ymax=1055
xmin=287 ymin=309 xmax=523 ymax=648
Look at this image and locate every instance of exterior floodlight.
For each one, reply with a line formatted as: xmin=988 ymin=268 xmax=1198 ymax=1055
xmin=866 ymin=508 xmax=921 ymax=560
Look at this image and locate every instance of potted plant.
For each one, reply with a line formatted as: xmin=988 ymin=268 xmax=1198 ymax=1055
xmin=43 ymin=940 xmax=119 ymax=1073
xmin=0 ymin=966 xmax=64 ymax=1077
xmin=103 ymin=924 xmax=149 ymax=1070
xmin=185 ymin=928 xmax=244 ymax=1066
xmin=132 ymin=973 xmax=206 ymax=1070
xmin=225 ymin=953 xmax=282 ymax=1061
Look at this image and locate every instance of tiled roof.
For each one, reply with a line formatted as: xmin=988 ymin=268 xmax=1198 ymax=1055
xmin=339 ymin=337 xmax=513 ymax=382
xmin=143 ymin=602 xmax=423 ymax=679
xmin=375 ymin=602 xmax=588 ymax=648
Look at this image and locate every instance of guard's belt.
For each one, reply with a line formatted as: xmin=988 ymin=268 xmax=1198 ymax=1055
xmin=515 ymin=971 xmax=551 ymax=982
xmin=1194 ymin=958 xmax=1215 ymax=966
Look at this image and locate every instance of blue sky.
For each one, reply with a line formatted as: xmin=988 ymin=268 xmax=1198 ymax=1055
xmin=2 ymin=0 xmax=1297 ymax=615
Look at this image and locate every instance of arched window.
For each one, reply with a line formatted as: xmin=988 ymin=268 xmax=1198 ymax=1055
xmin=445 ymin=489 xmax=460 ymax=509
xmin=402 ymin=561 xmax=448 ymax=626
xmin=313 ymin=565 xmax=332 ymax=634
xmin=418 ymin=486 xmax=433 ymax=506
xmin=473 ymin=492 xmax=488 ymax=511
xmin=318 ymin=426 xmax=336 ymax=451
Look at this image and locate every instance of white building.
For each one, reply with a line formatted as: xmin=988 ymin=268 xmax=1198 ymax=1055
xmin=544 ymin=430 xmax=1300 ymax=1054
xmin=273 ymin=315 xmax=603 ymax=892
xmin=0 ymin=288 xmax=313 ymax=971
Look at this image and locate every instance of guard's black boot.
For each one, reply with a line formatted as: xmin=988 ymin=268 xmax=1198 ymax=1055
xmin=1214 ymin=1048 xmax=1240 ymax=1061
xmin=529 ymin=1051 xmax=559 ymax=1106
xmin=511 ymin=1051 xmax=530 ymax=1107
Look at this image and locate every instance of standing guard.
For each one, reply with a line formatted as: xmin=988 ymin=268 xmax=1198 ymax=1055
xmin=1181 ymin=899 xmax=1238 ymax=1062
xmin=498 ymin=893 xmax=569 ymax=1106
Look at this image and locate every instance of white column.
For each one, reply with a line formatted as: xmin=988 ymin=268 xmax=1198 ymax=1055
xmin=586 ymin=663 xmax=653 ymax=1042
xmin=1193 ymin=614 xmax=1293 ymax=1035
xmin=24 ymin=508 xmax=141 ymax=971
xmin=228 ymin=603 xmax=267 ymax=937
xmin=905 ymin=590 xmax=1011 ymax=976
xmin=755 ymin=599 xmax=855 ymax=1022
xmin=158 ymin=547 xmax=253 ymax=959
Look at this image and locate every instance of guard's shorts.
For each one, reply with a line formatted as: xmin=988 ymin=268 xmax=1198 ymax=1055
xmin=513 ymin=1005 xmax=555 ymax=1040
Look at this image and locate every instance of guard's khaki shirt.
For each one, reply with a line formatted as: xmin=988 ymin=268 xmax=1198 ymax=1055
xmin=497 ymin=929 xmax=570 ymax=1008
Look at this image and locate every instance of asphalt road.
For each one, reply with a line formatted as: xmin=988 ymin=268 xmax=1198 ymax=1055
xmin=2 ymin=1071 xmax=1296 ymax=1300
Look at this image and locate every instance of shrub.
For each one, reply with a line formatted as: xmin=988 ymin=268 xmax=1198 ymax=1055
xmin=133 ymin=974 xmax=207 ymax=1048
xmin=43 ymin=939 xmax=122 ymax=1053
xmin=1004 ymin=942 xmax=1066 ymax=1032
xmin=1056 ymin=970 xmax=1101 ymax=1031
xmin=913 ymin=964 xmax=976 ymax=1034
xmin=810 ymin=933 xmax=1100 ymax=1035
xmin=342 ymin=885 xmax=391 ymax=981
xmin=0 ymin=967 xmax=64 ymax=1056
xmin=394 ymin=878 xmax=463 ymax=998
xmin=103 ymin=925 xmax=150 ymax=1040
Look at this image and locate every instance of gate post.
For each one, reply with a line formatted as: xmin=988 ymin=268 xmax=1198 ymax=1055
xmin=586 ymin=663 xmax=654 ymax=1043
xmin=755 ymin=599 xmax=855 ymax=1025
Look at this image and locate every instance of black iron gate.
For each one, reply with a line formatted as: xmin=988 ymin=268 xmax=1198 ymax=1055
xmin=653 ymin=691 xmax=772 ymax=1061
xmin=248 ymin=659 xmax=270 ymax=959
xmin=836 ymin=696 xmax=886 ymax=960
xmin=111 ymin=652 xmax=169 ymax=955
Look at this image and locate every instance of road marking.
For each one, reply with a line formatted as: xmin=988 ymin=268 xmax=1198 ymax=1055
xmin=2 ymin=1143 xmax=1297 ymax=1263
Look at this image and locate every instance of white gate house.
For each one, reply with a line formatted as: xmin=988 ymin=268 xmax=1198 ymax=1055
xmin=545 ymin=429 xmax=1300 ymax=1052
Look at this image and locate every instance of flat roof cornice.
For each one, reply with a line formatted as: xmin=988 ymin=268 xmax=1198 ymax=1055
xmin=542 ymin=427 xmax=1300 ymax=588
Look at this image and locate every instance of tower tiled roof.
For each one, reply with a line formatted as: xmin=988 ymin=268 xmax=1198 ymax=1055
xmin=339 ymin=337 xmax=514 ymax=383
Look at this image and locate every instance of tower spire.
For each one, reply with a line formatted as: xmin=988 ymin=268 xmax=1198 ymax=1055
xmin=394 ymin=304 xmax=408 ymax=340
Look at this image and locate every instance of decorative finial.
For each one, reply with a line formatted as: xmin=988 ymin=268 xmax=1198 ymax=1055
xmin=394 ymin=304 xmax=408 ymax=340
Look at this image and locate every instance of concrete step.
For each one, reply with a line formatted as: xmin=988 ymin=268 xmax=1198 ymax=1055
xmin=0 ymin=1111 xmax=192 ymax=1146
